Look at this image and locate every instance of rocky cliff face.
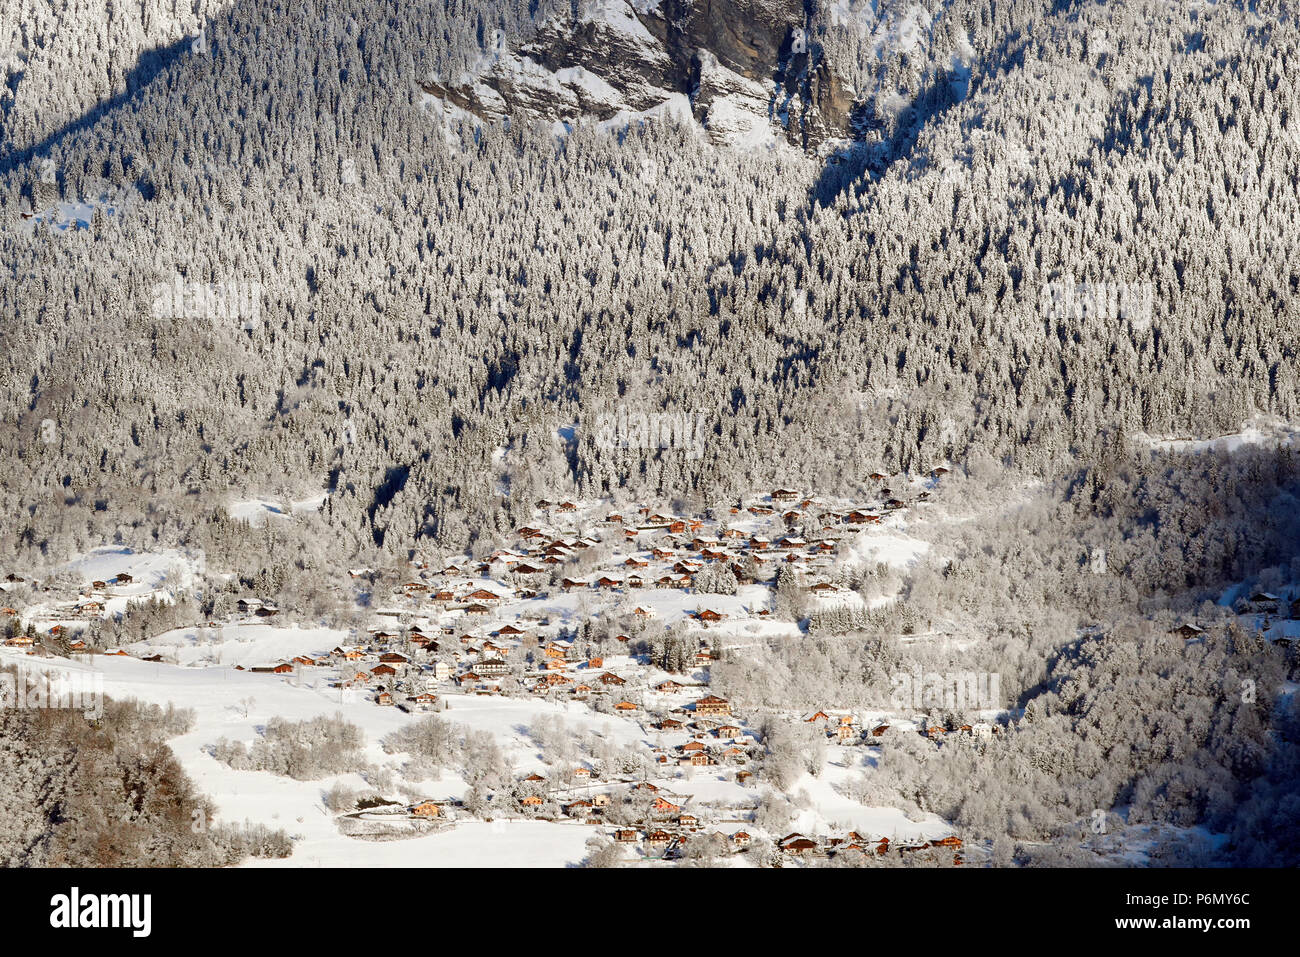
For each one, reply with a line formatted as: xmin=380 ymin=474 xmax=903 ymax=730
xmin=421 ymin=0 xmax=856 ymax=153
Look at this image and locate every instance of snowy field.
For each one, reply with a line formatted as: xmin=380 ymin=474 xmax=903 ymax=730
xmin=0 ymin=648 xmax=630 ymax=866
xmin=0 ymin=637 xmax=952 ymax=865
xmin=133 ymin=623 xmax=349 ymax=668
xmin=11 ymin=547 xmax=205 ymax=622
xmin=228 ymin=493 xmax=329 ymax=526
xmin=1133 ymin=417 xmax=1300 ymax=454
xmin=60 ymin=546 xmax=201 ymax=594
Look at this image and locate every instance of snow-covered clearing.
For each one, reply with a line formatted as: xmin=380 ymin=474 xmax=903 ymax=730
xmin=1133 ymin=417 xmax=1300 ymax=454
xmin=60 ymin=546 xmax=201 ymax=593
xmin=0 ymin=648 xmax=634 ymax=866
xmin=228 ymin=493 xmax=328 ymax=526
xmin=133 ymin=623 xmax=348 ymax=668
xmin=790 ymin=766 xmax=948 ymax=842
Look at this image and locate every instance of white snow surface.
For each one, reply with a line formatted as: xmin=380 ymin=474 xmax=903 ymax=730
xmin=228 ymin=492 xmax=329 ymax=526
xmin=1133 ymin=417 xmax=1300 ymax=454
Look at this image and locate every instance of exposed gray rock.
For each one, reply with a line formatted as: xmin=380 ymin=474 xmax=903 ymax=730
xmin=420 ymin=0 xmax=856 ymax=152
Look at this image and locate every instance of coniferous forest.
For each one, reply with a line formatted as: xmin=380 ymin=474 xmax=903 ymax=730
xmin=0 ymin=0 xmax=1298 ymax=874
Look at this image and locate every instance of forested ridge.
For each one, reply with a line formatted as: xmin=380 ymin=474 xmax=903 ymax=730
xmin=0 ymin=0 xmax=1295 ymax=570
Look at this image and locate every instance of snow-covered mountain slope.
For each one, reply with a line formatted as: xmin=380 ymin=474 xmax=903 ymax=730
xmin=0 ymin=0 xmax=216 ymax=162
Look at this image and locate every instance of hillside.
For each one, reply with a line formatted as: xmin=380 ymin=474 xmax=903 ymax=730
xmin=0 ymin=1 xmax=1292 ymax=557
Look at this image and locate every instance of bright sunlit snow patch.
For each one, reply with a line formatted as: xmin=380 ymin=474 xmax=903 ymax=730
xmin=1133 ymin=418 xmax=1300 ymax=454
xmin=228 ymin=493 xmax=328 ymax=526
xmin=60 ymin=547 xmax=200 ymax=595
xmin=553 ymin=65 xmax=623 ymax=104
xmin=871 ymin=3 xmax=931 ymax=58
xmin=133 ymin=623 xmax=349 ymax=669
xmin=826 ymin=0 xmax=881 ymax=30
xmin=950 ymin=33 xmax=975 ymax=100
xmin=704 ymin=95 xmax=782 ymax=151
xmin=596 ymin=92 xmax=696 ymax=135
xmin=421 ymin=91 xmax=486 ymax=146
xmin=844 ymin=529 xmax=930 ymax=570
xmin=578 ymin=0 xmax=659 ymax=46
xmin=789 ymin=769 xmax=950 ymax=841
